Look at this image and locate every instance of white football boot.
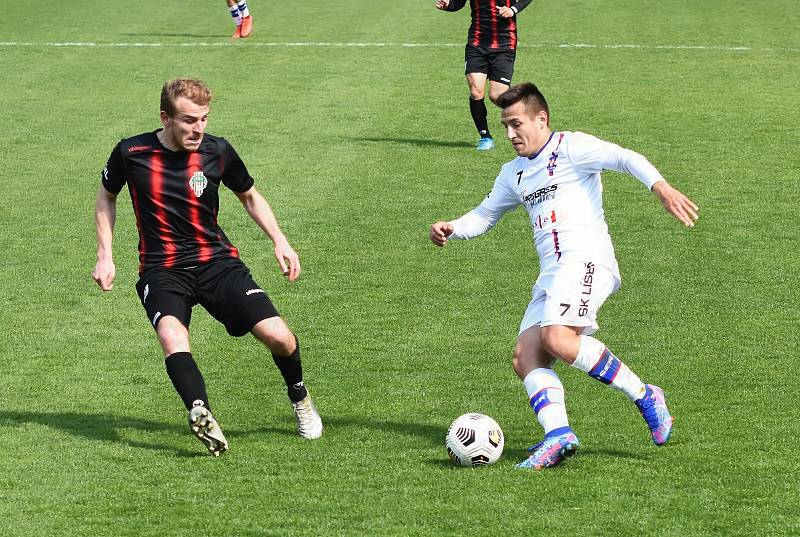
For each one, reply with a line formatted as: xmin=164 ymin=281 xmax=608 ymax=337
xmin=292 ymin=393 xmax=323 ymax=439
xmin=188 ymin=400 xmax=229 ymax=456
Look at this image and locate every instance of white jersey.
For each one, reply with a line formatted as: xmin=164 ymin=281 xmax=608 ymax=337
xmin=449 ymin=131 xmax=664 ymax=276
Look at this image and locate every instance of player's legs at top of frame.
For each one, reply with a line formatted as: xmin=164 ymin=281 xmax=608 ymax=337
xmin=227 ymin=0 xmax=253 ymax=39
xmin=465 ymin=48 xmax=515 ymax=151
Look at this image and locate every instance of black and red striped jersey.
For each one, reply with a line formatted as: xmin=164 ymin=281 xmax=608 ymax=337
xmin=446 ymin=0 xmax=533 ymax=51
xmin=101 ymin=130 xmax=254 ymax=273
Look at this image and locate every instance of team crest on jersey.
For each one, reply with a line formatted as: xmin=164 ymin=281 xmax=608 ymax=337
xmin=189 ymin=171 xmax=208 ymax=197
xmin=546 ymin=133 xmax=566 ymax=176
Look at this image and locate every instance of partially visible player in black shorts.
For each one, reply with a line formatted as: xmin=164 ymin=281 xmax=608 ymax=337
xmin=436 ymin=0 xmax=534 ymax=150
xmin=92 ymin=78 xmax=323 ymax=456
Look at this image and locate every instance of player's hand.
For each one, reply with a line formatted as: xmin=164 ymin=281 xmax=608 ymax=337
xmin=274 ymin=237 xmax=301 ymax=282
xmin=497 ymin=6 xmax=515 ymax=17
xmin=430 ymin=221 xmax=455 ymax=247
xmin=435 ymin=0 xmax=450 ymax=10
xmin=652 ymin=180 xmax=699 ymax=228
xmin=92 ymin=258 xmax=116 ymax=291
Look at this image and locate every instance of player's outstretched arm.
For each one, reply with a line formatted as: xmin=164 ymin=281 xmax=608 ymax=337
xmin=93 ymin=186 xmax=117 ymax=291
xmin=436 ymin=0 xmax=467 ymax=11
xmin=235 ymin=186 xmax=301 ymax=282
xmin=430 ymin=221 xmax=455 ymax=247
xmin=651 ymin=180 xmax=699 ymax=228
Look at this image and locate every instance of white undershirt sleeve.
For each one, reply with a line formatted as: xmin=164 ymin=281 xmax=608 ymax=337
xmin=568 ymin=131 xmax=665 ymax=191
xmin=449 ymin=170 xmax=520 ymax=240
xmin=602 ymin=146 xmax=665 ymax=191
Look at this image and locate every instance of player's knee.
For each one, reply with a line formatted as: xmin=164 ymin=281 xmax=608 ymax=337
xmin=469 ymin=87 xmax=485 ymax=100
xmin=156 ymin=316 xmax=190 ymax=354
xmin=252 ymin=317 xmax=295 ymax=355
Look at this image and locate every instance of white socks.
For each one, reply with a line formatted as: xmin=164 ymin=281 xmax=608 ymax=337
xmin=522 ymin=368 xmax=570 ymax=435
xmin=571 ymin=335 xmax=646 ymax=401
xmin=237 ymin=1 xmax=250 ymax=18
xmin=229 ymin=5 xmax=242 ymax=25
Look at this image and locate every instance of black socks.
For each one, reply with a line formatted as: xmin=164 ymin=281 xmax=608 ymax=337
xmin=469 ymin=97 xmax=491 ymax=139
xmin=165 ymin=352 xmax=210 ymax=410
xmin=272 ymin=337 xmax=308 ymax=403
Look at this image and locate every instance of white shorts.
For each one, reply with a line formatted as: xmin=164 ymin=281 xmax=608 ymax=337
xmin=519 ymin=260 xmax=620 ymax=336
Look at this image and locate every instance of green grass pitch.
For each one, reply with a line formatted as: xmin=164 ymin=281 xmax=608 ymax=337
xmin=1 ymin=0 xmax=798 ymax=535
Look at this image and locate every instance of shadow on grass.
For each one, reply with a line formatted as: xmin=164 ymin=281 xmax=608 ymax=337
xmin=349 ymin=136 xmax=474 ymax=149
xmin=0 ymin=410 xmax=201 ymax=457
xmin=234 ymin=415 xmax=445 ymax=444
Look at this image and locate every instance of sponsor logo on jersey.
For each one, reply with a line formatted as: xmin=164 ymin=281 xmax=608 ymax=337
xmin=578 ymin=262 xmax=595 ymax=316
xmin=245 ymin=288 xmax=265 ymax=296
xmin=189 ymin=171 xmax=208 ymax=198
xmin=127 ymin=145 xmax=152 ymax=153
xmin=534 ymin=210 xmax=558 ymax=230
xmin=552 ymin=229 xmax=562 ymax=261
xmin=522 ymin=184 xmax=558 ymax=207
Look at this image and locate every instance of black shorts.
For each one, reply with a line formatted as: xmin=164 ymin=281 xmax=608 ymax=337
xmin=464 ymin=44 xmax=516 ymax=85
xmin=135 ymin=258 xmax=280 ymax=337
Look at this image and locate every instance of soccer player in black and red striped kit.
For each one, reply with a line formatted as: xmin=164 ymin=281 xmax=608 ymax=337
xmin=436 ymin=0 xmax=533 ymax=150
xmin=92 ymin=79 xmax=322 ymax=456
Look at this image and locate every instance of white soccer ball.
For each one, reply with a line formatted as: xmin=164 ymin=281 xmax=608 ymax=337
xmin=445 ymin=413 xmax=504 ymax=467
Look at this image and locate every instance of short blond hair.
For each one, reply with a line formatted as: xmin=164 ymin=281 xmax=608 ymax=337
xmin=160 ymin=79 xmax=212 ymax=116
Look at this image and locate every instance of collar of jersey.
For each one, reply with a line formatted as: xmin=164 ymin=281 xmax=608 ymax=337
xmin=527 ymin=131 xmax=556 ymax=160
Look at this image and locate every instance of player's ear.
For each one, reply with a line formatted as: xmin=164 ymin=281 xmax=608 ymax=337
xmin=159 ymin=110 xmax=170 ymax=128
xmin=538 ymin=110 xmax=549 ymax=126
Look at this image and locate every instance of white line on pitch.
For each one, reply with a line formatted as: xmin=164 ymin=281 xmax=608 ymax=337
xmin=0 ymin=41 xmax=796 ymax=53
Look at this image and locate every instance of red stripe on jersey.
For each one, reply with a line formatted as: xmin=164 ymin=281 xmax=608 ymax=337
xmin=509 ymin=0 xmax=517 ymax=49
xmin=186 ymin=152 xmax=213 ymax=263
xmin=150 ymin=152 xmax=177 ymax=267
xmin=129 ymin=184 xmax=147 ymax=273
xmin=471 ymin=0 xmax=481 ymax=47
xmin=490 ymin=0 xmax=499 ymax=49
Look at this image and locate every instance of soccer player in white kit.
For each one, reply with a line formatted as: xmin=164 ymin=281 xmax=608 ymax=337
xmin=430 ymin=82 xmax=699 ymax=470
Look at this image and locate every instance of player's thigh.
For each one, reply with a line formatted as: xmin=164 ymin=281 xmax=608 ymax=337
xmin=135 ymin=269 xmax=195 ymax=348
xmin=198 ymin=259 xmax=280 ymax=338
xmin=540 ymin=261 xmax=617 ymax=336
xmin=487 ymin=50 xmax=515 ymax=89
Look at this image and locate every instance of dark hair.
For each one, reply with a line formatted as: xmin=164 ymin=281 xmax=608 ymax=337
xmin=496 ymin=82 xmax=549 ymax=122
xmin=160 ymin=79 xmax=212 ymax=116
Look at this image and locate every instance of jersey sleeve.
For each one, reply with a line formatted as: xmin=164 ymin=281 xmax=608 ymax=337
xmin=445 ymin=0 xmax=468 ymax=12
xmin=567 ymin=131 xmax=664 ymax=190
xmin=101 ymin=142 xmax=126 ymax=194
xmin=511 ymin=0 xmax=533 ymax=14
xmin=221 ymin=139 xmax=255 ymax=193
xmin=449 ymin=168 xmax=520 ymax=240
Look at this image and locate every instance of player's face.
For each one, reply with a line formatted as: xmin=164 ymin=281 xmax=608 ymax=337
xmin=160 ymin=97 xmax=209 ymax=152
xmin=501 ymin=101 xmax=550 ymax=157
